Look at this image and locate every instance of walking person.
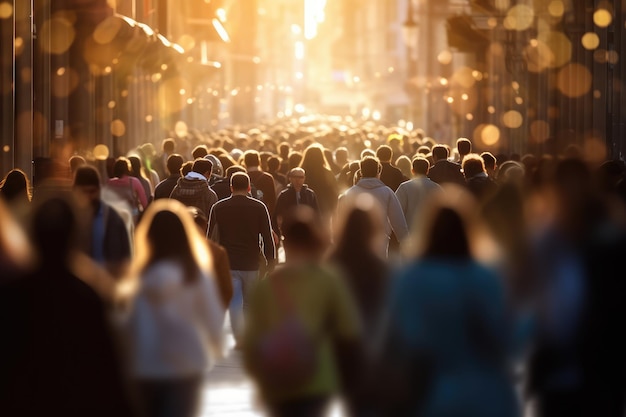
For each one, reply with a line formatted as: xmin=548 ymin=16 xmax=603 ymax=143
xmin=208 ymin=172 xmax=276 ymax=348
xmin=272 ymin=167 xmax=319 ymax=239
xmin=123 ymin=199 xmax=225 ymax=417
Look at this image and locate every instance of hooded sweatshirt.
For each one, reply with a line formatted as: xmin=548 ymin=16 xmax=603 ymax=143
xmin=125 ymin=261 xmax=224 ymax=378
xmin=169 ymin=173 xmax=218 ymax=216
xmin=339 ymin=177 xmax=409 ymax=242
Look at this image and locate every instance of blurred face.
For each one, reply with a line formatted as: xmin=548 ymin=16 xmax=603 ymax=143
xmin=74 ymin=185 xmax=101 ymax=212
xmin=289 ymin=172 xmax=305 ymax=191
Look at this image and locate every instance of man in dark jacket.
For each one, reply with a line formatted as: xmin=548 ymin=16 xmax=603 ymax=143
xmin=169 ymin=158 xmax=218 ymax=216
xmin=428 ymin=144 xmax=465 ymax=186
xmin=272 ymin=167 xmax=319 ymax=237
xmin=243 ymin=150 xmax=276 ymax=217
xmin=73 ymin=165 xmax=131 ymax=279
xmin=208 ymin=172 xmax=276 ymax=347
xmin=153 ymin=153 xmax=183 ymax=200
xmin=376 ymin=144 xmax=406 ymax=191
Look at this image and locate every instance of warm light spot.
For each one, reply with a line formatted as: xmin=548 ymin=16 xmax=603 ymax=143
xmin=388 ymin=67 xmax=394 ymax=73
xmin=494 ymin=0 xmax=510 ymax=11
xmin=438 ymin=50 xmax=453 ymax=65
xmin=594 ymin=90 xmax=602 ymax=98
xmin=107 ymin=100 xmax=116 ymax=109
xmin=110 ymin=119 xmax=126 ymax=137
xmin=145 ymin=115 xmax=153 ymax=122
xmin=583 ymin=135 xmax=607 ymax=163
xmin=530 ymin=120 xmax=550 ymax=143
xmin=121 ymin=90 xmax=128 ymax=97
xmin=352 ymin=76 xmax=360 ymax=83
xmin=186 ymin=98 xmax=194 ymax=104
xmin=252 ymin=56 xmax=261 ymax=64
xmin=472 ymin=71 xmax=483 ymax=81
xmin=0 ymin=2 xmax=13 ymax=19
xmin=607 ymin=50 xmax=619 ymax=64
xmin=512 ymin=81 xmax=520 ymax=90
xmin=187 ymin=56 xmax=194 ymax=63
xmin=20 ymin=67 xmax=31 ymax=84
xmin=177 ymin=34 xmax=196 ymax=51
xmin=488 ymin=106 xmax=496 ymax=114
xmin=447 ymin=97 xmax=454 ymax=104
xmin=216 ymin=8 xmax=227 ymax=22
xmin=3 ymin=145 xmax=9 ymax=152
xmin=503 ymin=110 xmax=523 ymax=128
xmin=231 ymin=89 xmax=238 ymax=96
xmin=466 ymin=113 xmax=474 ymax=121
xmin=93 ymin=144 xmax=110 ymax=160
xmin=533 ymin=31 xmax=572 ymax=69
xmin=93 ymin=16 xmax=122 ymax=45
xmin=594 ymin=49 xmax=609 ymax=64
xmin=515 ymin=97 xmax=524 ymax=105
xmin=489 ymin=42 xmax=504 ymax=56
xmin=474 ymin=124 xmax=500 ymax=146
xmin=179 ymin=89 xmax=186 ymax=95
xmin=530 ymin=39 xmax=538 ymax=47
xmin=548 ymin=1 xmax=565 ymax=17
xmin=487 ymin=17 xmax=498 ymax=28
xmin=594 ymin=9 xmax=612 ymax=28
xmin=440 ymin=78 xmax=449 ymax=86
xmin=506 ymin=5 xmax=535 ymax=31
xmin=582 ymin=32 xmax=600 ymax=50
xmin=103 ymin=66 xmax=112 ymax=74
xmin=112 ymin=58 xmax=119 ymax=64
xmin=51 ymin=67 xmax=79 ymax=98
xmin=451 ymin=66 xmax=476 ymax=88
xmin=461 ymin=94 xmax=469 ymax=101
xmin=557 ymin=63 xmax=592 ymax=98
xmin=175 ymin=121 xmax=188 ymax=137
xmin=151 ymin=73 xmax=162 ymax=83
xmin=40 ymin=17 xmax=75 ymax=54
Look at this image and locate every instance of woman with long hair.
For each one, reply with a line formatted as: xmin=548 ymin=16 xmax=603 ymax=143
xmin=378 ymin=186 xmax=518 ymax=417
xmin=0 ymin=168 xmax=31 ymax=205
xmin=123 ymin=199 xmax=224 ymax=417
xmin=299 ymin=144 xmax=339 ymax=224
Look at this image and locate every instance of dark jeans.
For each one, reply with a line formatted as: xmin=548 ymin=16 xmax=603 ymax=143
xmin=266 ymin=395 xmax=330 ymax=417
xmin=136 ymin=375 xmax=203 ymax=417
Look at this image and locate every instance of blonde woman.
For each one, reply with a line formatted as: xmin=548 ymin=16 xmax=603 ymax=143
xmin=123 ymin=199 xmax=224 ymax=417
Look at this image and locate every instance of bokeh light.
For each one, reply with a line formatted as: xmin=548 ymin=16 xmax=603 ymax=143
xmin=593 ymin=9 xmax=613 ymax=28
xmin=557 ymin=63 xmax=592 ymax=98
xmin=530 ymin=120 xmax=550 ymax=143
xmin=503 ymin=110 xmax=523 ymax=128
xmin=93 ymin=16 xmax=122 ymax=45
xmin=504 ymin=5 xmax=534 ymax=31
xmin=93 ymin=144 xmax=110 ymax=160
xmin=0 ymin=2 xmax=13 ymax=19
xmin=175 ymin=121 xmax=189 ymax=137
xmin=548 ymin=1 xmax=565 ymax=18
xmin=582 ymin=32 xmax=600 ymax=50
xmin=451 ymin=66 xmax=476 ymax=89
xmin=474 ymin=124 xmax=501 ymax=146
xmin=110 ymin=119 xmax=126 ymax=137
xmin=438 ymin=50 xmax=452 ymax=65
xmin=51 ymin=67 xmax=79 ymax=98
xmin=40 ymin=17 xmax=75 ymax=54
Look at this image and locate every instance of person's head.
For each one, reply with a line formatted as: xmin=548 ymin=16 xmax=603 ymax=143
xmin=0 ymin=168 xmax=31 ymax=204
xmin=133 ymin=199 xmax=210 ymax=284
xmin=288 ymin=151 xmax=303 ymax=170
xmin=31 ymin=196 xmax=78 ymax=267
xmin=243 ymin=150 xmax=261 ymax=168
xmin=180 ymin=161 xmax=193 ymax=177
xmin=162 ymin=138 xmax=176 ymax=154
xmin=267 ymin=156 xmax=281 ymax=173
xmin=359 ymin=156 xmax=381 ymax=178
xmin=423 ymin=206 xmax=471 ymax=259
xmin=300 ymin=143 xmax=330 ymax=171
xmin=360 ymin=148 xmax=376 ymax=159
xmin=375 ymin=145 xmax=393 ymax=163
xmin=278 ymin=142 xmax=291 ymax=159
xmin=204 ymin=154 xmax=224 ymax=177
xmin=334 ymin=147 xmax=349 ymax=166
xmin=480 ymin=152 xmax=497 ymax=176
xmin=192 ymin=158 xmax=213 ymax=178
xmin=127 ymin=155 xmax=143 ymax=177
xmin=73 ymin=165 xmax=102 ymax=211
xmin=456 ymin=138 xmax=472 ymax=157
xmin=462 ymin=154 xmax=486 ymax=179
xmin=431 ymin=145 xmax=449 ymax=162
xmin=113 ymin=157 xmax=131 ymax=178
xmin=288 ymin=167 xmax=306 ymax=191
xmin=281 ymin=205 xmax=326 ymax=261
xmin=230 ymin=172 xmax=250 ymax=194
xmin=395 ymin=155 xmax=412 ymax=178
xmin=191 ymin=145 xmax=208 ymax=159
xmin=166 ymin=154 xmax=184 ymax=177
xmin=225 ymin=164 xmax=246 ymax=178
xmin=411 ymin=156 xmax=430 ymax=176
xmin=68 ymin=155 xmax=86 ymax=176
xmin=335 ymin=192 xmax=385 ymax=255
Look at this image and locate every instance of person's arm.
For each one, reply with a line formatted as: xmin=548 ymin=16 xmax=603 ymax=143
xmin=395 ymin=184 xmax=409 ymax=222
xmin=387 ymin=191 xmax=409 ymax=242
xmin=259 ymin=204 xmax=276 ymax=269
xmin=131 ymin=177 xmax=148 ymax=208
xmin=207 ymin=204 xmax=219 ymax=242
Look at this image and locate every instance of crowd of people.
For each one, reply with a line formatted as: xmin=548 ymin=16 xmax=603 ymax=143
xmin=2 ymin=118 xmax=626 ymax=417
